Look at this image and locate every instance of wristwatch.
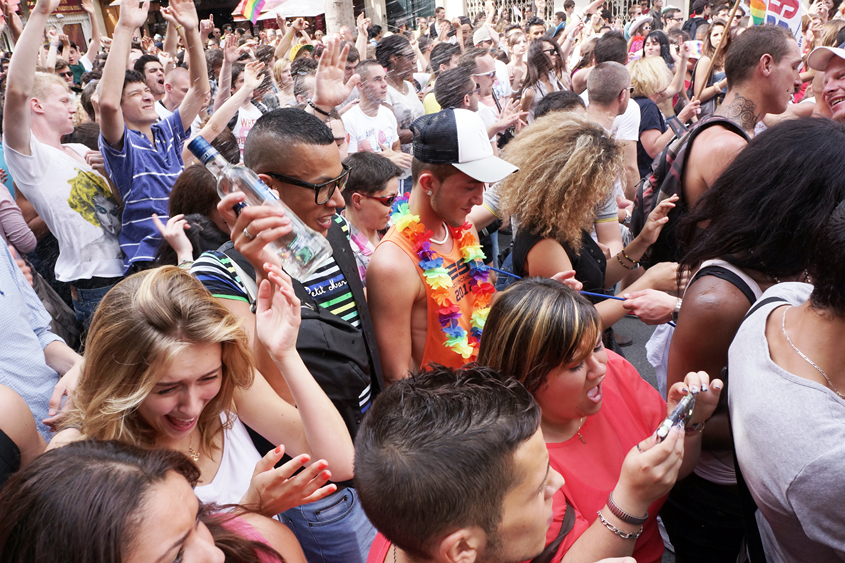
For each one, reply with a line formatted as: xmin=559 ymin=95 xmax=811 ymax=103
xmin=671 ymin=298 xmax=682 ymax=323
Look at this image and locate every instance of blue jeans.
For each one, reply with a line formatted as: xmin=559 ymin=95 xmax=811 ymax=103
xmin=398 ymin=176 xmax=413 ymax=196
xmin=280 ymin=486 xmax=376 ymax=563
xmin=70 ymin=283 xmax=118 ymax=330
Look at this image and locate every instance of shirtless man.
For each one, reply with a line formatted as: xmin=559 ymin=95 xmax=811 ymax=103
xmin=366 ymin=108 xmax=518 ymax=382
xmin=683 ymin=25 xmax=802 ymax=208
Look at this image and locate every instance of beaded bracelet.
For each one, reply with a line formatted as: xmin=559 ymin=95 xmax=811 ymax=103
xmin=597 ymin=510 xmax=643 ymax=540
xmin=607 ymin=492 xmax=648 ymax=526
xmin=616 ymin=254 xmax=638 ymax=270
xmin=307 ymin=98 xmax=331 ymax=117
xmin=620 ymin=248 xmax=639 ymax=266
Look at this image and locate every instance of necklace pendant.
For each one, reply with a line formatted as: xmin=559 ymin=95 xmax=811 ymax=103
xmin=188 ymin=447 xmax=200 ymax=462
xmin=577 ymin=432 xmax=586 ymax=445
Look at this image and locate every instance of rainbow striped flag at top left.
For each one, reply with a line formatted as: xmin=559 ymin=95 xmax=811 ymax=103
xmin=234 ymin=0 xmax=266 ymax=24
xmin=749 ymin=0 xmax=767 ymax=25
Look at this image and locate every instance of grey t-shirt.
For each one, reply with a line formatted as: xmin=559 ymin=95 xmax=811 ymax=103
xmin=728 ymin=282 xmax=845 ymax=563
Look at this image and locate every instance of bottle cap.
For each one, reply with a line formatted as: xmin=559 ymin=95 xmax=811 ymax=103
xmin=187 ymin=136 xmax=216 ymax=165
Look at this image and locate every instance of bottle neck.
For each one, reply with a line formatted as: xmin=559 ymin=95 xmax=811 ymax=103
xmin=203 ymin=152 xmax=231 ymax=178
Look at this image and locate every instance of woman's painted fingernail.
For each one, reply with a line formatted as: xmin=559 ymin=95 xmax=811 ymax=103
xmin=701 ymin=384 xmax=708 ymax=392
xmin=275 ymin=445 xmax=282 ymax=454
xmin=690 ymin=385 xmax=699 ymax=394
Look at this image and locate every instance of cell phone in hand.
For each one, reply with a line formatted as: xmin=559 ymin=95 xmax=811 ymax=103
xmin=656 ymin=393 xmax=695 ymax=442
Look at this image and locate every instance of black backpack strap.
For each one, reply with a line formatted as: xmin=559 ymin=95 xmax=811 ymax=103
xmin=677 ymin=116 xmax=750 ymax=197
xmin=688 ymin=265 xmax=757 ymax=305
xmin=530 ymin=500 xmax=576 ymax=563
xmin=722 ymin=296 xmax=787 ymax=563
xmin=744 ymin=295 xmax=788 ymax=321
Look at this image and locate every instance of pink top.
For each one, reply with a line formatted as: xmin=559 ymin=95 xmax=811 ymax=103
xmin=221 ymin=515 xmax=277 ymax=563
xmin=0 ymin=187 xmax=36 ymax=254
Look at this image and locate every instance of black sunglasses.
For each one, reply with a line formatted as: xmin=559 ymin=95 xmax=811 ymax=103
xmin=264 ymin=163 xmax=351 ymax=205
xmin=361 ymin=193 xmax=397 ymax=207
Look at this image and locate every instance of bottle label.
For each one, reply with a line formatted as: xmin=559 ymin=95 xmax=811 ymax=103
xmin=187 ymin=137 xmax=216 ymax=165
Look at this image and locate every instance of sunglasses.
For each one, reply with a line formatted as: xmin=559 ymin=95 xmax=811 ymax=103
xmin=543 ymin=48 xmax=559 ymax=55
xmin=264 ymin=163 xmax=351 ymax=205
xmin=472 ymin=70 xmax=496 ymax=78
xmin=58 ymin=71 xmax=73 ymax=78
xmin=361 ymin=193 xmax=397 ymax=207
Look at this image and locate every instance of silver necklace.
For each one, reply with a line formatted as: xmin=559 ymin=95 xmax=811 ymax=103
xmin=429 ymin=222 xmax=450 ymax=245
xmin=781 ymin=306 xmax=845 ymax=400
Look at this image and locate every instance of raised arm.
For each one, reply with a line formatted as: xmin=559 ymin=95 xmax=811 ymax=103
xmin=3 ymin=0 xmax=61 ymax=155
xmin=183 ymin=60 xmax=264 ymax=163
xmin=79 ymin=0 xmax=101 ymax=65
xmin=237 ymin=263 xmax=355 ymax=481
xmin=99 ymin=0 xmax=151 ymax=148
xmin=162 ymin=0 xmax=209 ymax=130
xmin=0 ymin=0 xmax=24 ymax=43
xmin=274 ymin=17 xmax=306 ymax=61
xmin=355 ymin=13 xmax=369 ymax=59
xmin=212 ymin=33 xmax=238 ymax=113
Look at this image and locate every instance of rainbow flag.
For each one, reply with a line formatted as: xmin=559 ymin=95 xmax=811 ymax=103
xmin=234 ymin=0 xmax=266 ymax=24
xmin=750 ymin=0 xmax=767 ymax=24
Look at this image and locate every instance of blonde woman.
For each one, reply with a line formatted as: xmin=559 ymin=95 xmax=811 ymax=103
xmin=51 ymin=266 xmax=354 ymax=518
xmin=499 ymin=113 xmax=681 ymax=329
xmin=507 ymin=31 xmax=528 ymax=92
xmin=478 ymin=278 xmax=723 ymax=563
xmin=628 ymin=57 xmax=700 ymax=179
xmin=272 ymin=58 xmax=296 ymax=107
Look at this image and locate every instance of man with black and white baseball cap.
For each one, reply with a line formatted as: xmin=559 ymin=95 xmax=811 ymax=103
xmin=808 ymin=42 xmax=845 ymax=122
xmin=366 ymin=108 xmax=518 ymax=382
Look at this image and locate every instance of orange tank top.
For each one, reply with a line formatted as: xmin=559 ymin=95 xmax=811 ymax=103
xmin=379 ymin=224 xmax=478 ymax=369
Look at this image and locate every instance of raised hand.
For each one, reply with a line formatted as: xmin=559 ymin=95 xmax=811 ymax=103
xmin=551 ymin=270 xmax=584 ymax=292
xmin=151 ymin=213 xmax=193 ymax=260
xmin=313 ymin=37 xmax=361 ymax=110
xmin=275 ymin=14 xmax=287 ymax=30
xmin=291 ymin=17 xmax=308 ymax=32
xmin=223 ymin=33 xmax=238 ymax=63
xmin=200 ymin=14 xmax=214 ymax=37
xmin=58 ymin=32 xmax=69 ymax=47
xmin=46 ymin=27 xmax=59 ymax=45
xmin=256 ymin=263 xmax=302 ymax=360
xmin=117 ymin=0 xmax=151 ymax=31
xmin=243 ymin=59 xmax=265 ymax=91
xmin=141 ymin=35 xmax=155 ymax=54
xmin=161 ymin=0 xmax=198 ymax=31
xmin=218 ymin=192 xmax=288 ymax=273
xmin=242 ymin=447 xmax=337 ymax=516
xmin=638 ymin=194 xmax=677 ymax=245
xmin=356 ymin=12 xmax=367 ymax=33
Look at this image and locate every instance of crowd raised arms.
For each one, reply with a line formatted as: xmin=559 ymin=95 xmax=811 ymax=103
xmin=1 ymin=1 xmax=845 ymax=562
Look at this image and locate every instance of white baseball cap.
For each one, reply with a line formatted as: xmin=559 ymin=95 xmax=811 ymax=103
xmin=808 ymin=44 xmax=845 ymax=72
xmin=473 ymin=26 xmax=493 ymax=46
xmin=411 ymin=108 xmax=518 ymax=184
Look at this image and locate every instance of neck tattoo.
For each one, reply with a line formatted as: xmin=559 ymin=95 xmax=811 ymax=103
xmin=718 ymin=94 xmax=761 ymax=133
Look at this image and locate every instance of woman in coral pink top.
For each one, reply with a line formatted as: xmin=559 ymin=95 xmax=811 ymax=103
xmin=479 ymin=278 xmax=723 ymax=563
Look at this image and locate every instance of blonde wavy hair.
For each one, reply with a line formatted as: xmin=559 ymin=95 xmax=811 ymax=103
xmin=628 ymin=56 xmax=673 ymax=99
xmin=499 ymin=113 xmax=623 ymax=252
xmin=60 ymin=267 xmax=254 ymax=455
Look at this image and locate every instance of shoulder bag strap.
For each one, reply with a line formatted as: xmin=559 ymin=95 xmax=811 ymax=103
xmin=529 ymin=500 xmax=576 ymax=563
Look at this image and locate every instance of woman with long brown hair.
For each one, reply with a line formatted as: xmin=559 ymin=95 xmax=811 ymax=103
xmin=50 ymin=265 xmax=354 ymax=527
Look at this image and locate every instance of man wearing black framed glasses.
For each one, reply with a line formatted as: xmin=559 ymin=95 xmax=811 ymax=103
xmin=191 ymin=107 xmax=384 ymax=563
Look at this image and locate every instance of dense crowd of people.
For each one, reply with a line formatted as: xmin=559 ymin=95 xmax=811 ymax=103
xmin=1 ymin=0 xmax=845 ymax=561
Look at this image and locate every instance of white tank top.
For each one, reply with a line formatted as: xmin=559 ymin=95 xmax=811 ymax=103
xmin=194 ymin=414 xmax=262 ymax=507
xmin=688 ymin=259 xmax=762 ymax=485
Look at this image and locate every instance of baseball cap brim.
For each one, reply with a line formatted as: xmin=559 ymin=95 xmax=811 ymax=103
xmin=453 ymin=156 xmax=518 ymax=184
xmin=808 ymin=45 xmax=845 ymax=71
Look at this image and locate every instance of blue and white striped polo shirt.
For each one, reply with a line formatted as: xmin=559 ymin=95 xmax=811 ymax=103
xmin=99 ymin=111 xmax=188 ymax=273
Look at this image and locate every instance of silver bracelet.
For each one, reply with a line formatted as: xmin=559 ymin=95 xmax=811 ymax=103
xmin=596 ymin=510 xmax=642 ymax=540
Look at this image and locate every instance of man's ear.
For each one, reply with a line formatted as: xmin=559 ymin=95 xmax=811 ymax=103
xmin=435 ymin=527 xmax=486 ymax=563
xmin=417 ymin=171 xmax=440 ymax=195
xmin=30 ymin=98 xmax=44 ymax=115
xmin=758 ymin=53 xmax=774 ymax=77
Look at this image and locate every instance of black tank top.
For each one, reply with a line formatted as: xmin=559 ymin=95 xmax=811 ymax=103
xmin=512 ymin=229 xmax=607 ymax=301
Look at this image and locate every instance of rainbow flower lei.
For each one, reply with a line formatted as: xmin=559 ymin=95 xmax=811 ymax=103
xmin=390 ymin=194 xmax=495 ymax=361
